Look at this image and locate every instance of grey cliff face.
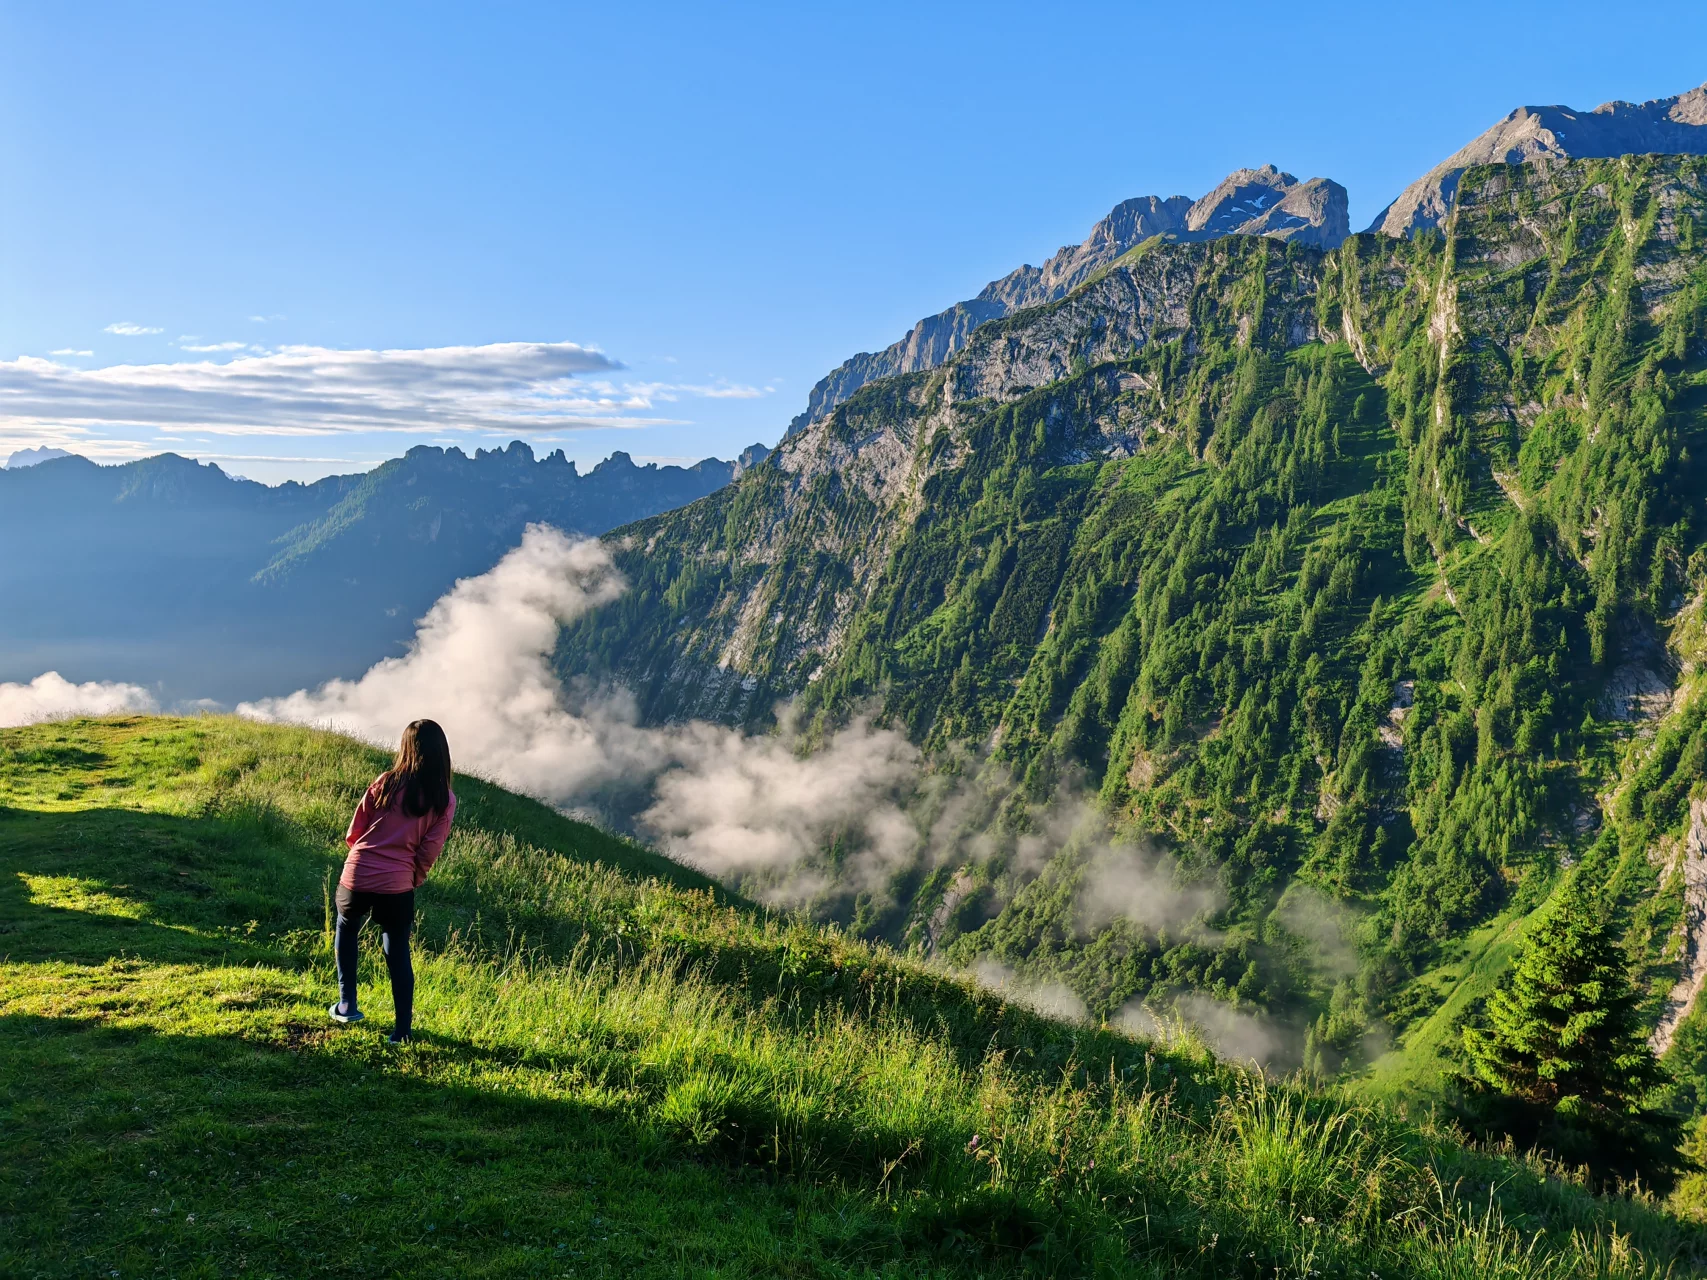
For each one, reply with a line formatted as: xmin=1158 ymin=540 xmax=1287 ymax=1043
xmin=1370 ymin=81 xmax=1707 ymax=237
xmin=788 ymin=169 xmax=1347 ymax=436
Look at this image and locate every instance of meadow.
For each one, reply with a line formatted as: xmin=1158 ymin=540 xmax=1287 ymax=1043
xmin=2 ymin=715 xmax=1703 ymax=1278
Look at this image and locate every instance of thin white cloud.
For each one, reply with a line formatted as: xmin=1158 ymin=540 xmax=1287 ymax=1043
xmin=621 ymin=379 xmax=769 ymax=402
xmin=193 ymin=452 xmax=384 ymax=466
xmin=699 ymin=383 xmax=769 ymax=399
xmin=49 ymin=349 xmax=94 ymax=357
xmin=177 ymin=339 xmax=253 ymax=353
xmin=0 ymin=342 xmax=745 ymax=443
xmin=104 ymin=322 xmax=163 ymax=336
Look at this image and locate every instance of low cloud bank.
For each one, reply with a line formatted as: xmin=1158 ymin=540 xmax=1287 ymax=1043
xmin=240 ymin=525 xmax=925 ymax=899
xmin=971 ymin=959 xmax=1089 ymax=1023
xmin=0 ymin=671 xmax=157 ymax=727
xmin=6 ymin=524 xmax=1304 ymax=1061
xmin=237 ymin=525 xmax=1226 ymax=931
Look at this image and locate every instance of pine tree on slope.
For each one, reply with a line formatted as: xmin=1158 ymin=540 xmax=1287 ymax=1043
xmin=1458 ymin=883 xmax=1682 ymax=1186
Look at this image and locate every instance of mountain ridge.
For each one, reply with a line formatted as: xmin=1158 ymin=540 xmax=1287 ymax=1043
xmin=788 ymin=164 xmax=1349 ymax=436
xmin=1370 ymin=81 xmax=1707 ymax=237
xmin=0 ymin=440 xmax=764 ymax=703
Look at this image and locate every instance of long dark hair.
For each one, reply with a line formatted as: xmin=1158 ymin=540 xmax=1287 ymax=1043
xmin=374 ymin=719 xmax=452 ymax=818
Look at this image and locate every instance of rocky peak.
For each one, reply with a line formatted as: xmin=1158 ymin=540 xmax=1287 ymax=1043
xmin=1185 ymin=166 xmax=1349 ymax=248
xmin=3 ymin=445 xmax=74 ymax=469
xmin=733 ymin=442 xmax=772 ymax=477
xmin=978 ymin=194 xmax=1194 ymax=312
xmin=787 ymin=166 xmax=1346 ymax=435
xmin=1369 ymin=81 xmax=1707 ymax=237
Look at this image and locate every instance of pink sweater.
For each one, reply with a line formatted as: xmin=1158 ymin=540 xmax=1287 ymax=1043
xmin=340 ymin=778 xmax=457 ymax=894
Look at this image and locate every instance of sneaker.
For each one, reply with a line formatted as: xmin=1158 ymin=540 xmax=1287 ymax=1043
xmin=328 ymin=1002 xmax=365 ymax=1024
xmin=387 ymin=1030 xmax=414 ymax=1045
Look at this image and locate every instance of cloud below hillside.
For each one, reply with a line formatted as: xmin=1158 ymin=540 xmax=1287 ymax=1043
xmin=234 ymin=524 xmax=1221 ymax=929
xmin=1120 ymin=994 xmax=1292 ymax=1071
xmin=0 ymin=672 xmax=157 ymax=727
xmin=238 ymin=526 xmax=925 ymax=899
xmin=9 ymin=524 xmax=1235 ymax=1038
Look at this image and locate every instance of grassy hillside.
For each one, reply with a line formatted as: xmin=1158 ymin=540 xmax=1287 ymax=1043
xmin=3 ymin=716 xmax=1705 ymax=1277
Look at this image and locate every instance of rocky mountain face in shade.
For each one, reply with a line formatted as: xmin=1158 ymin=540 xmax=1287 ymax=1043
xmin=1184 ymin=166 xmax=1348 ymax=247
xmin=0 ymin=440 xmax=760 ymax=704
xmin=789 ymin=166 xmax=1349 ymax=434
xmin=1370 ymin=81 xmax=1707 ymax=237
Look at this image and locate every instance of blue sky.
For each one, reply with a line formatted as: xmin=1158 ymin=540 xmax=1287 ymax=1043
xmin=2 ymin=2 xmax=1704 ymax=483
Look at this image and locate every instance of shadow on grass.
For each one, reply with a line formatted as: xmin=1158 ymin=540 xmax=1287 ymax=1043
xmin=0 ymin=1010 xmax=1156 ymax=1280
xmin=0 ymin=804 xmax=322 ymax=968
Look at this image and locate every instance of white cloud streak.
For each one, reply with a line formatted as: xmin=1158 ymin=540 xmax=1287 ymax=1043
xmin=1118 ymin=995 xmax=1292 ymax=1071
xmin=49 ymin=349 xmax=93 ymax=357
xmin=178 ymin=339 xmax=253 ymax=353
xmin=0 ymin=344 xmax=772 ymax=452
xmin=972 ymin=959 xmax=1089 ymax=1023
xmin=104 ymin=322 xmax=163 ymax=335
xmin=0 ymin=672 xmax=157 ymax=727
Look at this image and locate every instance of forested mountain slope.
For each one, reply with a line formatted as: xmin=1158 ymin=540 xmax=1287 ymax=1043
xmin=558 ymin=155 xmax=1707 ymax=1085
xmin=0 ymin=441 xmax=755 ymax=704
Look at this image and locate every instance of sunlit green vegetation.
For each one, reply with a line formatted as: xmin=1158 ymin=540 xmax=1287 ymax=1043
xmin=5 ymin=715 xmax=1704 ymax=1276
xmin=554 ymin=157 xmax=1707 ymax=1139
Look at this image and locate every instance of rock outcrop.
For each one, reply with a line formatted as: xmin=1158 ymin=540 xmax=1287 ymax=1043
xmin=1369 ymin=82 xmax=1707 ymax=237
xmin=789 ymin=167 xmax=1348 ymax=434
xmin=1184 ymin=166 xmax=1348 ymax=248
xmin=1653 ymin=799 xmax=1707 ymax=1057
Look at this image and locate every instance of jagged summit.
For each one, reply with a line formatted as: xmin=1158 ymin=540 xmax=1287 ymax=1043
xmin=788 ymin=165 xmax=1348 ymax=434
xmin=1186 ymin=166 xmax=1348 ymax=248
xmin=1370 ymin=81 xmax=1707 ymax=237
xmin=3 ymin=445 xmax=74 ymax=469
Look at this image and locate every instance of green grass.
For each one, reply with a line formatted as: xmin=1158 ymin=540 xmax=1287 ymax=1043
xmin=1360 ymin=907 xmax=1530 ymax=1101
xmin=3 ymin=716 xmax=1705 ymax=1278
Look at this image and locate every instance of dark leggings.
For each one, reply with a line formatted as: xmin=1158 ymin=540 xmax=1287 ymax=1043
xmin=334 ymin=886 xmax=415 ymax=1034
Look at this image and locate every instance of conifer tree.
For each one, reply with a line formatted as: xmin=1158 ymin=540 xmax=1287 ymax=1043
xmin=1458 ymin=883 xmax=1680 ymax=1183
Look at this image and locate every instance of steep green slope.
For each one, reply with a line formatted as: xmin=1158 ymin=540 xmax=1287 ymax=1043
xmin=3 ymin=715 xmax=1704 ymax=1277
xmin=555 ymin=156 xmax=1707 ymax=1088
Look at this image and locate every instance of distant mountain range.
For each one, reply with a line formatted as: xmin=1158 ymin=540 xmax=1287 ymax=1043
xmin=4 ymin=445 xmax=71 ymax=468
xmin=0 ymin=441 xmax=764 ymax=703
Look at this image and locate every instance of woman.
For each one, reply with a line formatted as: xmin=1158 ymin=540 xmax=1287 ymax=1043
xmin=329 ymin=718 xmax=456 ymax=1043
